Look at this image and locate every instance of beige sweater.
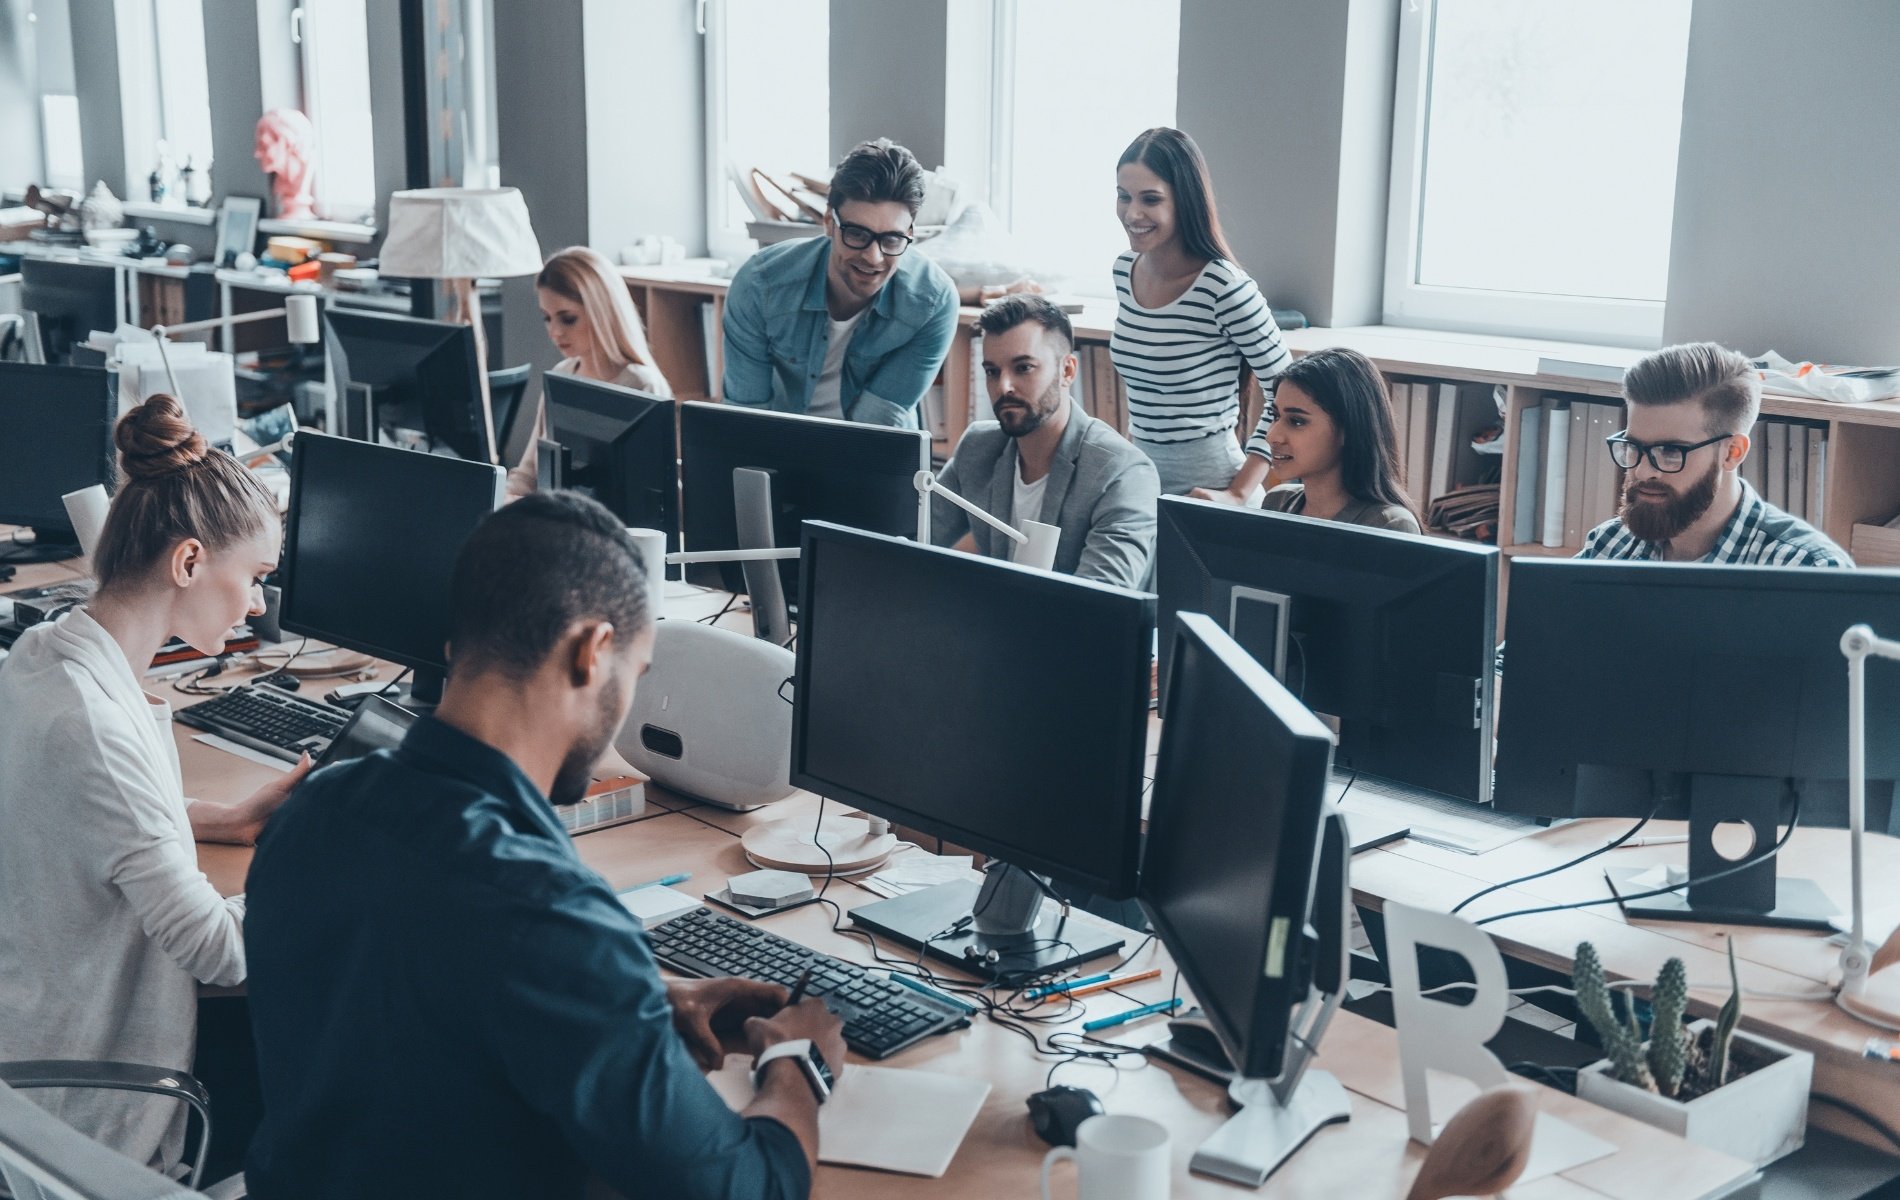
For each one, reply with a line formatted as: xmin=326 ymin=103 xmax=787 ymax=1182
xmin=0 ymin=608 xmax=246 ymax=1171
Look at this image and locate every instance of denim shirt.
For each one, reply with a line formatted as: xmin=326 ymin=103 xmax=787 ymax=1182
xmin=720 ymin=235 xmax=960 ymax=427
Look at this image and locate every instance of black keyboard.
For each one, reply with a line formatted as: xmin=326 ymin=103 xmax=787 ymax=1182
xmin=647 ymin=908 xmax=967 ymax=1060
xmin=175 ymin=685 xmax=351 ymax=763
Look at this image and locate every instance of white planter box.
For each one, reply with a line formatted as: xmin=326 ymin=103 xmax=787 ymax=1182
xmin=1575 ymin=1020 xmax=1812 ymax=1167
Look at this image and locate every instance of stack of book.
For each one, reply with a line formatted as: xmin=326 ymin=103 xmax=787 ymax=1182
xmin=1510 ymin=396 xmax=1624 ymax=549
xmin=1389 ymin=379 xmax=1502 ymax=539
xmin=1740 ymin=417 xmax=1828 ymax=526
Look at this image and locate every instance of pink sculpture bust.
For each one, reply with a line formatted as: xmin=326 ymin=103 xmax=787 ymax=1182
xmin=254 ymin=108 xmax=317 ymax=220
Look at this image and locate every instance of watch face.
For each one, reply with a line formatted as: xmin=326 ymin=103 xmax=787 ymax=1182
xmin=805 ymin=1042 xmax=834 ymax=1087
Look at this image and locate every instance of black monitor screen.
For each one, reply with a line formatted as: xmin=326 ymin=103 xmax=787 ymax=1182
xmin=280 ymin=433 xmax=501 ymax=674
xmin=1140 ymin=613 xmax=1333 ymax=1080
xmin=680 ymin=402 xmax=927 ymax=597
xmin=791 ymin=522 xmax=1152 ymax=897
xmin=326 ymin=310 xmax=488 ymax=462
xmin=541 ymin=373 xmax=677 ymax=549
xmin=22 ymin=259 xmax=119 ymax=363
xmin=0 ymin=363 xmax=116 ymax=535
xmin=1157 ymin=496 xmax=1497 ymax=804
xmin=1496 ymin=559 xmax=1900 ymax=825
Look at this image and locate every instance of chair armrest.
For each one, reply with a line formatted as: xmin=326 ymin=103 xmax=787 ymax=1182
xmin=0 ymin=1061 xmax=214 ymax=1189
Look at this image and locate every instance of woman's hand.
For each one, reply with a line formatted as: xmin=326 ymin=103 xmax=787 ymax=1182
xmin=189 ymin=753 xmax=313 ymax=845
xmin=1188 ymin=485 xmax=1248 ymax=506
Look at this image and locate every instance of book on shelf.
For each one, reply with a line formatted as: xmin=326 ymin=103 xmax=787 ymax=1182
xmin=1541 ymin=400 xmax=1570 ymax=548
xmin=1389 ymin=378 xmax=1411 ymax=478
xmin=1430 ymin=383 xmax=1459 ymax=504
xmin=1562 ymin=401 xmax=1588 ymax=547
xmin=1786 ymin=424 xmax=1809 ymax=520
xmin=1594 ymin=403 xmax=1622 ymax=532
xmin=1406 ymin=382 xmax=1433 ymax=509
xmin=1809 ymin=428 xmax=1828 ymax=528
xmin=1511 ymin=402 xmax=1544 ymax=545
xmin=1764 ymin=420 xmax=1789 ymax=510
xmin=1578 ymin=403 xmax=1602 ymax=540
xmin=1740 ymin=429 xmax=1766 ymax=493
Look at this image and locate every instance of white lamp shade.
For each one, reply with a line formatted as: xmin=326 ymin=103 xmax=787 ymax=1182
xmin=378 ymin=187 xmax=544 ymax=279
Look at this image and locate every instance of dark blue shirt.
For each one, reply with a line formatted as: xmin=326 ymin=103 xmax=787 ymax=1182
xmin=243 ymin=716 xmax=809 ymax=1200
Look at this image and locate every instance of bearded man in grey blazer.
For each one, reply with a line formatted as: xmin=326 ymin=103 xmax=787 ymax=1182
xmin=931 ymin=296 xmax=1159 ymax=589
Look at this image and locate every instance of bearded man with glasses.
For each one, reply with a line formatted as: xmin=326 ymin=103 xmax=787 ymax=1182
xmin=1580 ymin=342 xmax=1851 ymax=567
xmin=720 ymin=138 xmax=960 ymax=428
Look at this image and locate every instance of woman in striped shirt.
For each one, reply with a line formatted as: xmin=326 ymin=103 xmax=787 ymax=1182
xmin=1110 ymin=127 xmax=1291 ymax=495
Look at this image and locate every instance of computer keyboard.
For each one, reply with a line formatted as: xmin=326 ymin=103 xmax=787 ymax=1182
xmin=175 ymin=685 xmax=351 ymax=763
xmin=1329 ymin=769 xmax=1548 ymax=855
xmin=647 ymin=907 xmax=968 ymax=1060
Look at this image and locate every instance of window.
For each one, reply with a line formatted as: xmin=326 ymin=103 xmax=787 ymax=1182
xmin=1384 ymin=0 xmax=1693 ymax=345
xmin=703 ymin=0 xmax=830 ymax=260
xmin=987 ymin=0 xmax=1179 ymax=294
xmin=116 ymin=0 xmax=215 ymax=201
xmin=296 ymin=0 xmax=378 ymax=223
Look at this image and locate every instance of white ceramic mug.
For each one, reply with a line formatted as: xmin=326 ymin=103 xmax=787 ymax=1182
xmin=1039 ymin=1113 xmax=1171 ymax=1200
xmin=625 ymin=528 xmax=668 ymax=611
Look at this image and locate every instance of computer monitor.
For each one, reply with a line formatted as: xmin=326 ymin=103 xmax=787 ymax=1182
xmin=1156 ymin=495 xmax=1498 ymax=805
xmin=539 ymin=373 xmax=677 ymax=550
xmin=0 ymin=363 xmax=116 ymax=561
xmin=1496 ymin=558 xmax=1900 ymax=929
xmin=324 ymin=310 xmax=490 ymax=462
xmin=1139 ymin=612 xmax=1352 ymax=1186
xmin=280 ymin=432 xmax=504 ymax=705
xmin=21 ymin=259 xmax=120 ymax=365
xmin=791 ymin=521 xmax=1152 ymax=978
xmin=679 ymin=402 xmax=928 ymax=600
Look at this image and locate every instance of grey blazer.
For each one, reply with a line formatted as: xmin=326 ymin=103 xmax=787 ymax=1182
xmin=931 ymin=399 xmax=1160 ymax=590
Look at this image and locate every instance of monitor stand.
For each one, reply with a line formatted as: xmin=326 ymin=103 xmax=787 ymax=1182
xmin=372 ymin=666 xmax=446 ymax=714
xmin=1606 ymin=773 xmax=1837 ymax=931
xmin=1 ymin=527 xmax=83 ymax=563
xmin=1188 ymin=810 xmax=1354 ymax=1187
xmin=848 ymin=862 xmax=1126 ymax=981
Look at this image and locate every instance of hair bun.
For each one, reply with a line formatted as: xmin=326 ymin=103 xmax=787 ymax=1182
xmin=116 ymin=394 xmax=210 ymax=480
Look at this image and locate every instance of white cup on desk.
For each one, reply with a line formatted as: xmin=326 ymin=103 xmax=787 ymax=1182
xmin=1040 ymin=1113 xmax=1171 ymax=1200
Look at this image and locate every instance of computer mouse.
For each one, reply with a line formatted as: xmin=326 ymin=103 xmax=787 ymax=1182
xmin=1026 ymin=1084 xmax=1104 ymax=1147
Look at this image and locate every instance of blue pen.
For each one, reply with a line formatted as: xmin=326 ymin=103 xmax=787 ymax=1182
xmin=888 ymin=972 xmax=977 ymax=1015
xmin=1023 ymin=972 xmax=1111 ymax=1001
xmin=628 ymin=872 xmax=691 ymax=891
xmin=1081 ymin=997 xmax=1182 ymax=1033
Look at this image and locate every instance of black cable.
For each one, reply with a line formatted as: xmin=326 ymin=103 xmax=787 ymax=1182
xmin=1809 ymin=1091 xmax=1900 ymax=1154
xmin=697 ymin=594 xmax=741 ymax=625
xmin=1452 ymin=805 xmax=1658 ymax=915
xmin=1506 ymin=1061 xmax=1579 ymax=1092
xmin=1477 ymin=788 xmax=1801 ymax=927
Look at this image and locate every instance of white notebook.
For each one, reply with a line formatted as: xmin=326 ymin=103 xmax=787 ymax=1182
xmin=708 ymin=1057 xmax=990 ymax=1177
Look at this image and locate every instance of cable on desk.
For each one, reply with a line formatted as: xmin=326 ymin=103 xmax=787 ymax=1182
xmin=697 ymin=594 xmax=741 ymax=625
xmin=1476 ymin=787 xmax=1801 ymax=928
xmin=1809 ymin=1091 xmax=1900 ymax=1154
xmin=1451 ymin=805 xmax=1658 ymax=916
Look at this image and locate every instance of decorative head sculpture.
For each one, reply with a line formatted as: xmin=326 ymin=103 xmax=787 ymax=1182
xmin=254 ymin=108 xmax=317 ymax=220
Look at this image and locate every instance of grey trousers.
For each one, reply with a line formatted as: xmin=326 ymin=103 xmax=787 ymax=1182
xmin=1136 ymin=431 xmax=1245 ymax=496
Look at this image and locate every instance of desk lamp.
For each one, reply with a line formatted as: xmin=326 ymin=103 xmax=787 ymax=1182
xmin=378 ymin=188 xmax=543 ymax=465
xmin=913 ymin=469 xmax=1059 ymax=571
xmin=1838 ymin=624 xmax=1900 ymax=1030
xmin=150 ymin=292 xmax=321 ymax=399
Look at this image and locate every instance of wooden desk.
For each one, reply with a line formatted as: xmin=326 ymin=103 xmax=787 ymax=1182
xmin=182 ymin=736 xmax=1755 ymax=1196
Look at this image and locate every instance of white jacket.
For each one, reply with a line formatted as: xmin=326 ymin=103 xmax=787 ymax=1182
xmin=0 ymin=607 xmax=246 ymax=1171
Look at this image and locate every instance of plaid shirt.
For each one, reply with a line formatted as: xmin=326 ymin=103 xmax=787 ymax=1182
xmin=1576 ymin=477 xmax=1853 ymax=567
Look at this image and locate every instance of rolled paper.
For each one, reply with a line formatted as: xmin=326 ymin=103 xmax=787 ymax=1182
xmin=62 ymin=484 xmax=110 ymax=559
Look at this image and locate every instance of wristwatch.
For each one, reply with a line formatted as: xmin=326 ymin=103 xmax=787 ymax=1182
xmin=753 ymin=1038 xmax=833 ymax=1105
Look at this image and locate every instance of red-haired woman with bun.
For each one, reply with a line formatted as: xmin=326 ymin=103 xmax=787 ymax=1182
xmin=0 ymin=394 xmax=310 ymax=1172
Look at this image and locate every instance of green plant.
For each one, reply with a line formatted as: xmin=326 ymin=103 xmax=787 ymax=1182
xmin=1648 ymin=956 xmax=1690 ymax=1097
xmin=1708 ymin=937 xmax=1743 ymax=1087
xmin=1573 ymin=941 xmax=1653 ymax=1091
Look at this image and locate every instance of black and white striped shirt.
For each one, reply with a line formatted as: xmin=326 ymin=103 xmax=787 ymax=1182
xmin=1109 ymin=252 xmax=1290 ymax=445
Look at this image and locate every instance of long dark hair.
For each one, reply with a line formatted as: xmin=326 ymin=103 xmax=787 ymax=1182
xmin=1274 ymin=348 xmax=1418 ymax=519
xmin=1117 ymin=127 xmax=1235 ymax=265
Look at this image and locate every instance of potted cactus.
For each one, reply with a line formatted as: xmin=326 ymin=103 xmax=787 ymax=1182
xmin=1571 ymin=938 xmax=1812 ymax=1167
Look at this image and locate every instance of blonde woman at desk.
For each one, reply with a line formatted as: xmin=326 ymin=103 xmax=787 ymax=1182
xmin=508 ymin=245 xmax=674 ymax=495
xmin=0 ymin=394 xmax=310 ymax=1173
xmin=1194 ymin=346 xmax=1423 ymax=534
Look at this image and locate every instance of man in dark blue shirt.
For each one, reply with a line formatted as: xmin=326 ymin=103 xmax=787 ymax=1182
xmin=243 ymin=493 xmax=841 ymax=1199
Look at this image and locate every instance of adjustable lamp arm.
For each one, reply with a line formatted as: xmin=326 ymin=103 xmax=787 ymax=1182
xmin=914 ymin=468 xmax=1062 ymax=572
xmin=666 ymin=548 xmax=800 ymax=565
xmin=914 ymin=468 xmax=1026 ymax=546
xmin=149 ymin=292 xmax=320 ymax=399
xmin=1839 ymin=624 xmax=1900 ymax=1029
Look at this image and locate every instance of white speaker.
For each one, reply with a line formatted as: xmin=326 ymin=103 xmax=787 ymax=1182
xmin=616 ymin=619 xmax=797 ymax=810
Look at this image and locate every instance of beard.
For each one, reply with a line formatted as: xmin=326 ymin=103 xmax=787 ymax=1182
xmin=549 ymin=671 xmax=627 ymax=807
xmin=1620 ymin=457 xmax=1720 ymax=544
xmin=995 ymin=375 xmax=1066 ymax=438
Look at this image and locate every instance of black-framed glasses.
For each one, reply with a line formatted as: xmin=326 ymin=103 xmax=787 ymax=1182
xmin=836 ymin=221 xmax=914 ymax=256
xmin=1604 ymin=431 xmax=1734 ymax=473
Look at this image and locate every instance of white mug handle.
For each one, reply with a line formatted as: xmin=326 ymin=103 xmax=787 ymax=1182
xmin=1039 ymin=1145 xmax=1077 ymax=1200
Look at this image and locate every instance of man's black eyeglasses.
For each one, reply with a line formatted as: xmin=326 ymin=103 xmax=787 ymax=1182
xmin=1604 ymin=431 xmax=1734 ymax=474
xmin=836 ymin=222 xmax=914 ymax=256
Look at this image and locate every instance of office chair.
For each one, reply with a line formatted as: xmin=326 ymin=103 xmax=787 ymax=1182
xmin=487 ymin=363 xmax=533 ymax=463
xmin=0 ymin=1067 xmax=244 ymax=1199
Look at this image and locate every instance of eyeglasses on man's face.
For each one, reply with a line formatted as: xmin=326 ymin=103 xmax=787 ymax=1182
xmin=835 ymin=221 xmax=914 ymax=256
xmin=1604 ymin=431 xmax=1734 ymax=474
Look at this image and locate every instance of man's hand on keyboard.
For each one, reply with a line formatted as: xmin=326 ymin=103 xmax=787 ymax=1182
xmin=668 ymin=977 xmax=790 ymax=1070
xmin=188 ymin=752 xmax=313 ymax=846
xmin=745 ymin=997 xmax=848 ymax=1085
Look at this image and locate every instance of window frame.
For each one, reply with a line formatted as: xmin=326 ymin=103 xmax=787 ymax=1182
xmin=293 ymin=0 xmax=379 ymax=224
xmin=1381 ymin=0 xmax=1670 ymax=348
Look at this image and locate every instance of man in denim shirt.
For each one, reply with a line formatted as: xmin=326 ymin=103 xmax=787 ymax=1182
xmin=721 ymin=138 xmax=959 ymax=428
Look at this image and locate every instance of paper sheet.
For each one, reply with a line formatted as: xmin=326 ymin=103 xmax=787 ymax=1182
xmin=191 ymin=732 xmax=294 ymax=773
xmin=707 ymin=1057 xmax=989 ymax=1177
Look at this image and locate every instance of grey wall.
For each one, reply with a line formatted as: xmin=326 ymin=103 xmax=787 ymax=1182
xmin=583 ymin=0 xmax=704 ymax=259
xmin=1663 ymin=0 xmax=1900 ymax=363
xmin=68 ymin=0 xmax=126 ymax=196
xmin=203 ymin=1 xmax=272 ymax=206
xmin=1177 ymin=0 xmax=1396 ymax=325
xmin=829 ymin=0 xmax=946 ymax=168
xmin=0 ymin=0 xmax=42 ymax=191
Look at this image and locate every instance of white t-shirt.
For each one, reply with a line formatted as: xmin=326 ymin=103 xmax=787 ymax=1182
xmin=807 ymin=309 xmax=866 ymax=420
xmin=1012 ymin=461 xmax=1050 ymax=532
